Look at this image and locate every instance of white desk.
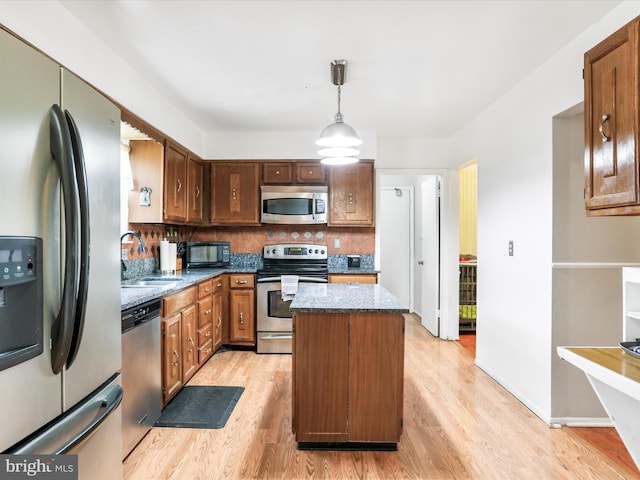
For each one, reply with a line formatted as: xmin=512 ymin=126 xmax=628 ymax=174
xmin=557 ymin=346 xmax=640 ymax=469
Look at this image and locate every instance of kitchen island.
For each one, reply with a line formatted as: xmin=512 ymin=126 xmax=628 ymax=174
xmin=290 ymin=283 xmax=409 ymax=450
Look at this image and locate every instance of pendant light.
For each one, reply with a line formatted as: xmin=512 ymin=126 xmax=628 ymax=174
xmin=316 ymin=59 xmax=361 ymax=165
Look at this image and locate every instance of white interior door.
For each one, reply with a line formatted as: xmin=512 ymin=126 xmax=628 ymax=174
xmin=379 ymin=187 xmax=413 ymax=310
xmin=420 ymin=178 xmax=440 ymax=336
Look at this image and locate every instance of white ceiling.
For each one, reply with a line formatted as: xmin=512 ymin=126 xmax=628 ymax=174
xmin=60 ymin=0 xmax=621 ymax=139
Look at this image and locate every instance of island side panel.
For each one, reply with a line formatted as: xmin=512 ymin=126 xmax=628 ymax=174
xmin=349 ymin=313 xmax=405 ymax=442
xmin=293 ymin=312 xmax=349 ymax=442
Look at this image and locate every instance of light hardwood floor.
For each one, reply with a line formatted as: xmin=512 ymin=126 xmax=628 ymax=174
xmin=123 ymin=315 xmax=640 ymax=479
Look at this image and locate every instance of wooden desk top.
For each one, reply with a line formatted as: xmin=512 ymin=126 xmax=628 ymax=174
xmin=558 ymin=347 xmax=640 ymax=400
xmin=565 ymin=347 xmax=640 ymax=383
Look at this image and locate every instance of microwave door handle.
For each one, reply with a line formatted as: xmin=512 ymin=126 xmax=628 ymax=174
xmin=312 ymin=193 xmax=316 ymax=220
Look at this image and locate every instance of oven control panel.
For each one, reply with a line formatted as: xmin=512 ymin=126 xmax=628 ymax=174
xmin=263 ymin=243 xmax=327 ymax=260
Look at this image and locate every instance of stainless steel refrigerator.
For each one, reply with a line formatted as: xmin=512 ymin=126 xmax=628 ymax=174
xmin=0 ymin=28 xmax=122 ymax=479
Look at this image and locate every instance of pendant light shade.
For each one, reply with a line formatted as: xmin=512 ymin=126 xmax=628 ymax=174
xmin=316 ymin=60 xmax=361 ymax=164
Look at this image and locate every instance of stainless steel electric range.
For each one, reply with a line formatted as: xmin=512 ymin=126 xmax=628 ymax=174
xmin=256 ymin=243 xmax=328 ymax=353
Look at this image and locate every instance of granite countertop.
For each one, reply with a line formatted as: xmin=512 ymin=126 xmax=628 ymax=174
xmin=121 ymin=267 xmax=256 ymax=310
xmin=290 ymin=283 xmax=409 ymax=314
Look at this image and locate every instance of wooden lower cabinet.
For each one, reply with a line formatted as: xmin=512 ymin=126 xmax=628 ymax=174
xmin=161 ymin=312 xmax=182 ymax=403
xmin=181 ymin=304 xmax=198 ymax=384
xmin=292 ymin=312 xmax=404 ymax=444
xmin=229 ymin=274 xmax=255 ymax=345
xmin=161 ymin=286 xmax=197 ymax=405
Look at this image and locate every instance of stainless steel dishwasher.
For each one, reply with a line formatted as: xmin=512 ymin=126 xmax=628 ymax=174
xmin=121 ymin=299 xmax=162 ymax=459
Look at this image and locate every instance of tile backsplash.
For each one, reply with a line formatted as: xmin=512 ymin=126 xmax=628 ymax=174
xmin=126 ymin=224 xmax=374 ymax=260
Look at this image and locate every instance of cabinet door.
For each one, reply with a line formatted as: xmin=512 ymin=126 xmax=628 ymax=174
xmin=187 ymin=156 xmax=203 ymax=224
xmin=329 ymin=162 xmax=374 ymax=226
xmin=295 ymin=162 xmax=326 ymax=184
xmin=262 ymin=162 xmax=293 ymax=184
xmin=162 ymin=313 xmax=182 ymax=404
xmin=181 ymin=305 xmax=198 ymax=384
xmin=127 ymin=139 xmax=164 ymax=223
xmin=585 ymin=18 xmax=640 ymax=214
xmin=348 ymin=313 xmax=404 ymax=442
xmin=293 ymin=313 xmax=349 ymax=442
xmin=164 ymin=142 xmax=188 ymax=222
xmin=229 ymin=289 xmax=255 ymax=344
xmin=213 ymin=290 xmax=223 ymax=352
xmin=210 ymin=162 xmax=260 ymax=225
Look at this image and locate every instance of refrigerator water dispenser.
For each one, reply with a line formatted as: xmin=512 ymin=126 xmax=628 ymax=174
xmin=0 ymin=236 xmax=43 ymax=371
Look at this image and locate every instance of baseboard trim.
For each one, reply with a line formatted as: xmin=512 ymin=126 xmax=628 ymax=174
xmin=550 ymin=417 xmax=613 ymax=427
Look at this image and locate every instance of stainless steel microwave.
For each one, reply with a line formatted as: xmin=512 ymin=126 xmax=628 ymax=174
xmin=261 ymin=185 xmax=328 ymax=224
xmin=184 ymin=241 xmax=230 ymax=268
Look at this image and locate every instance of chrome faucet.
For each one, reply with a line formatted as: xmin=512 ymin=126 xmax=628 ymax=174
xmin=120 ymin=231 xmax=146 ymax=279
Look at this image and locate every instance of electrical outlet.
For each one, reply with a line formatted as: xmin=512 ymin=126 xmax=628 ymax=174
xmin=334 ymin=238 xmax=341 ymax=249
xmin=508 ymin=240 xmax=514 ymax=256
xmin=121 ymin=248 xmax=128 ymax=261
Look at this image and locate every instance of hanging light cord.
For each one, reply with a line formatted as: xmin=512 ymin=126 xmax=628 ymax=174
xmin=335 ymin=85 xmax=343 ymax=122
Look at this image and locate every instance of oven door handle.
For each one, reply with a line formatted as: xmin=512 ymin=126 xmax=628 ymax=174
xmin=257 ymin=276 xmax=282 ymax=283
xmin=257 ymin=276 xmax=328 ymax=284
xmin=298 ymin=277 xmax=328 ymax=283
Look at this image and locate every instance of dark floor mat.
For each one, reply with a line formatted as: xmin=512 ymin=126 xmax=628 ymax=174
xmin=155 ymin=386 xmax=244 ymax=429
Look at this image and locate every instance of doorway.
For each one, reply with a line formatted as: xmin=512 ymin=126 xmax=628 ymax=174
xmin=377 ymin=172 xmax=442 ymax=337
xmin=458 ymin=163 xmax=477 ymax=356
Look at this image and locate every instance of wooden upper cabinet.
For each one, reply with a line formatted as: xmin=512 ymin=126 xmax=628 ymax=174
xmin=328 ymin=161 xmax=374 ymax=226
xmin=210 ymin=162 xmax=260 ymax=225
xmin=127 ymin=139 xmax=164 ymax=223
xmin=261 ymin=161 xmax=327 ymax=185
xmin=262 ymin=163 xmax=293 ymax=184
xmin=164 ymin=142 xmax=188 ymax=222
xmin=295 ymin=162 xmax=326 ymax=184
xmin=187 ymin=156 xmax=203 ymax=224
xmin=585 ymin=16 xmax=640 ymax=216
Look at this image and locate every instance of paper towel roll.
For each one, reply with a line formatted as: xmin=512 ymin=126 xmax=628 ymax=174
xmin=169 ymin=242 xmax=177 ymax=273
xmin=160 ymin=239 xmax=170 ymax=273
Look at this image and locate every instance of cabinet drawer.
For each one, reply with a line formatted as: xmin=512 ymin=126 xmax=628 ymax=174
xmin=296 ymin=162 xmax=326 ymax=184
xmin=198 ymin=295 xmax=213 ymax=328
xmin=198 ymin=338 xmax=213 ymax=363
xmin=212 ymin=275 xmax=224 ymax=293
xmin=198 ymin=323 xmax=213 ymax=345
xmin=262 ymin=163 xmax=293 ymax=184
xmin=229 ymin=273 xmax=255 ymax=288
xmin=198 ymin=279 xmax=213 ymax=299
xmin=329 ymin=274 xmax=377 ymax=284
xmin=162 ymin=286 xmax=197 ymax=317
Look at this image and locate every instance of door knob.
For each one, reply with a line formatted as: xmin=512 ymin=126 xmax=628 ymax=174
xmin=418 ymin=261 xmax=424 ymax=265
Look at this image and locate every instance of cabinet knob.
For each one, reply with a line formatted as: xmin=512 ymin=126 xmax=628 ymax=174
xmin=276 ymin=170 xmax=280 ymax=175
xmin=348 ymin=192 xmax=353 ymax=205
xmin=173 ymin=350 xmax=180 ymax=360
xmin=216 ymin=282 xmax=222 ymax=287
xmin=205 ymin=309 xmax=212 ymax=315
xmin=205 ymin=332 xmax=211 ymax=337
xmin=236 ymin=279 xmax=248 ymax=284
xmin=205 ymin=287 xmax=210 ymax=293
xmin=308 ymin=170 xmax=313 ymax=175
xmin=232 ymin=188 xmax=237 ymax=200
xmin=195 ymin=186 xmax=200 ymax=198
xmin=177 ymin=178 xmax=182 ymax=193
xmin=239 ymin=312 xmax=244 ymax=324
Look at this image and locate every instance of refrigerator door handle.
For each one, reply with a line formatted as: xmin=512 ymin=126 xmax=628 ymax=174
xmin=64 ymin=110 xmax=90 ymax=369
xmin=7 ymin=374 xmax=123 ymax=455
xmin=49 ymin=104 xmax=80 ymax=374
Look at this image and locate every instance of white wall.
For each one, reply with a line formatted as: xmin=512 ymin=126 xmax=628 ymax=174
xmin=445 ymin=2 xmax=640 ymax=422
xmin=0 ymin=1 xmax=204 ymax=155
